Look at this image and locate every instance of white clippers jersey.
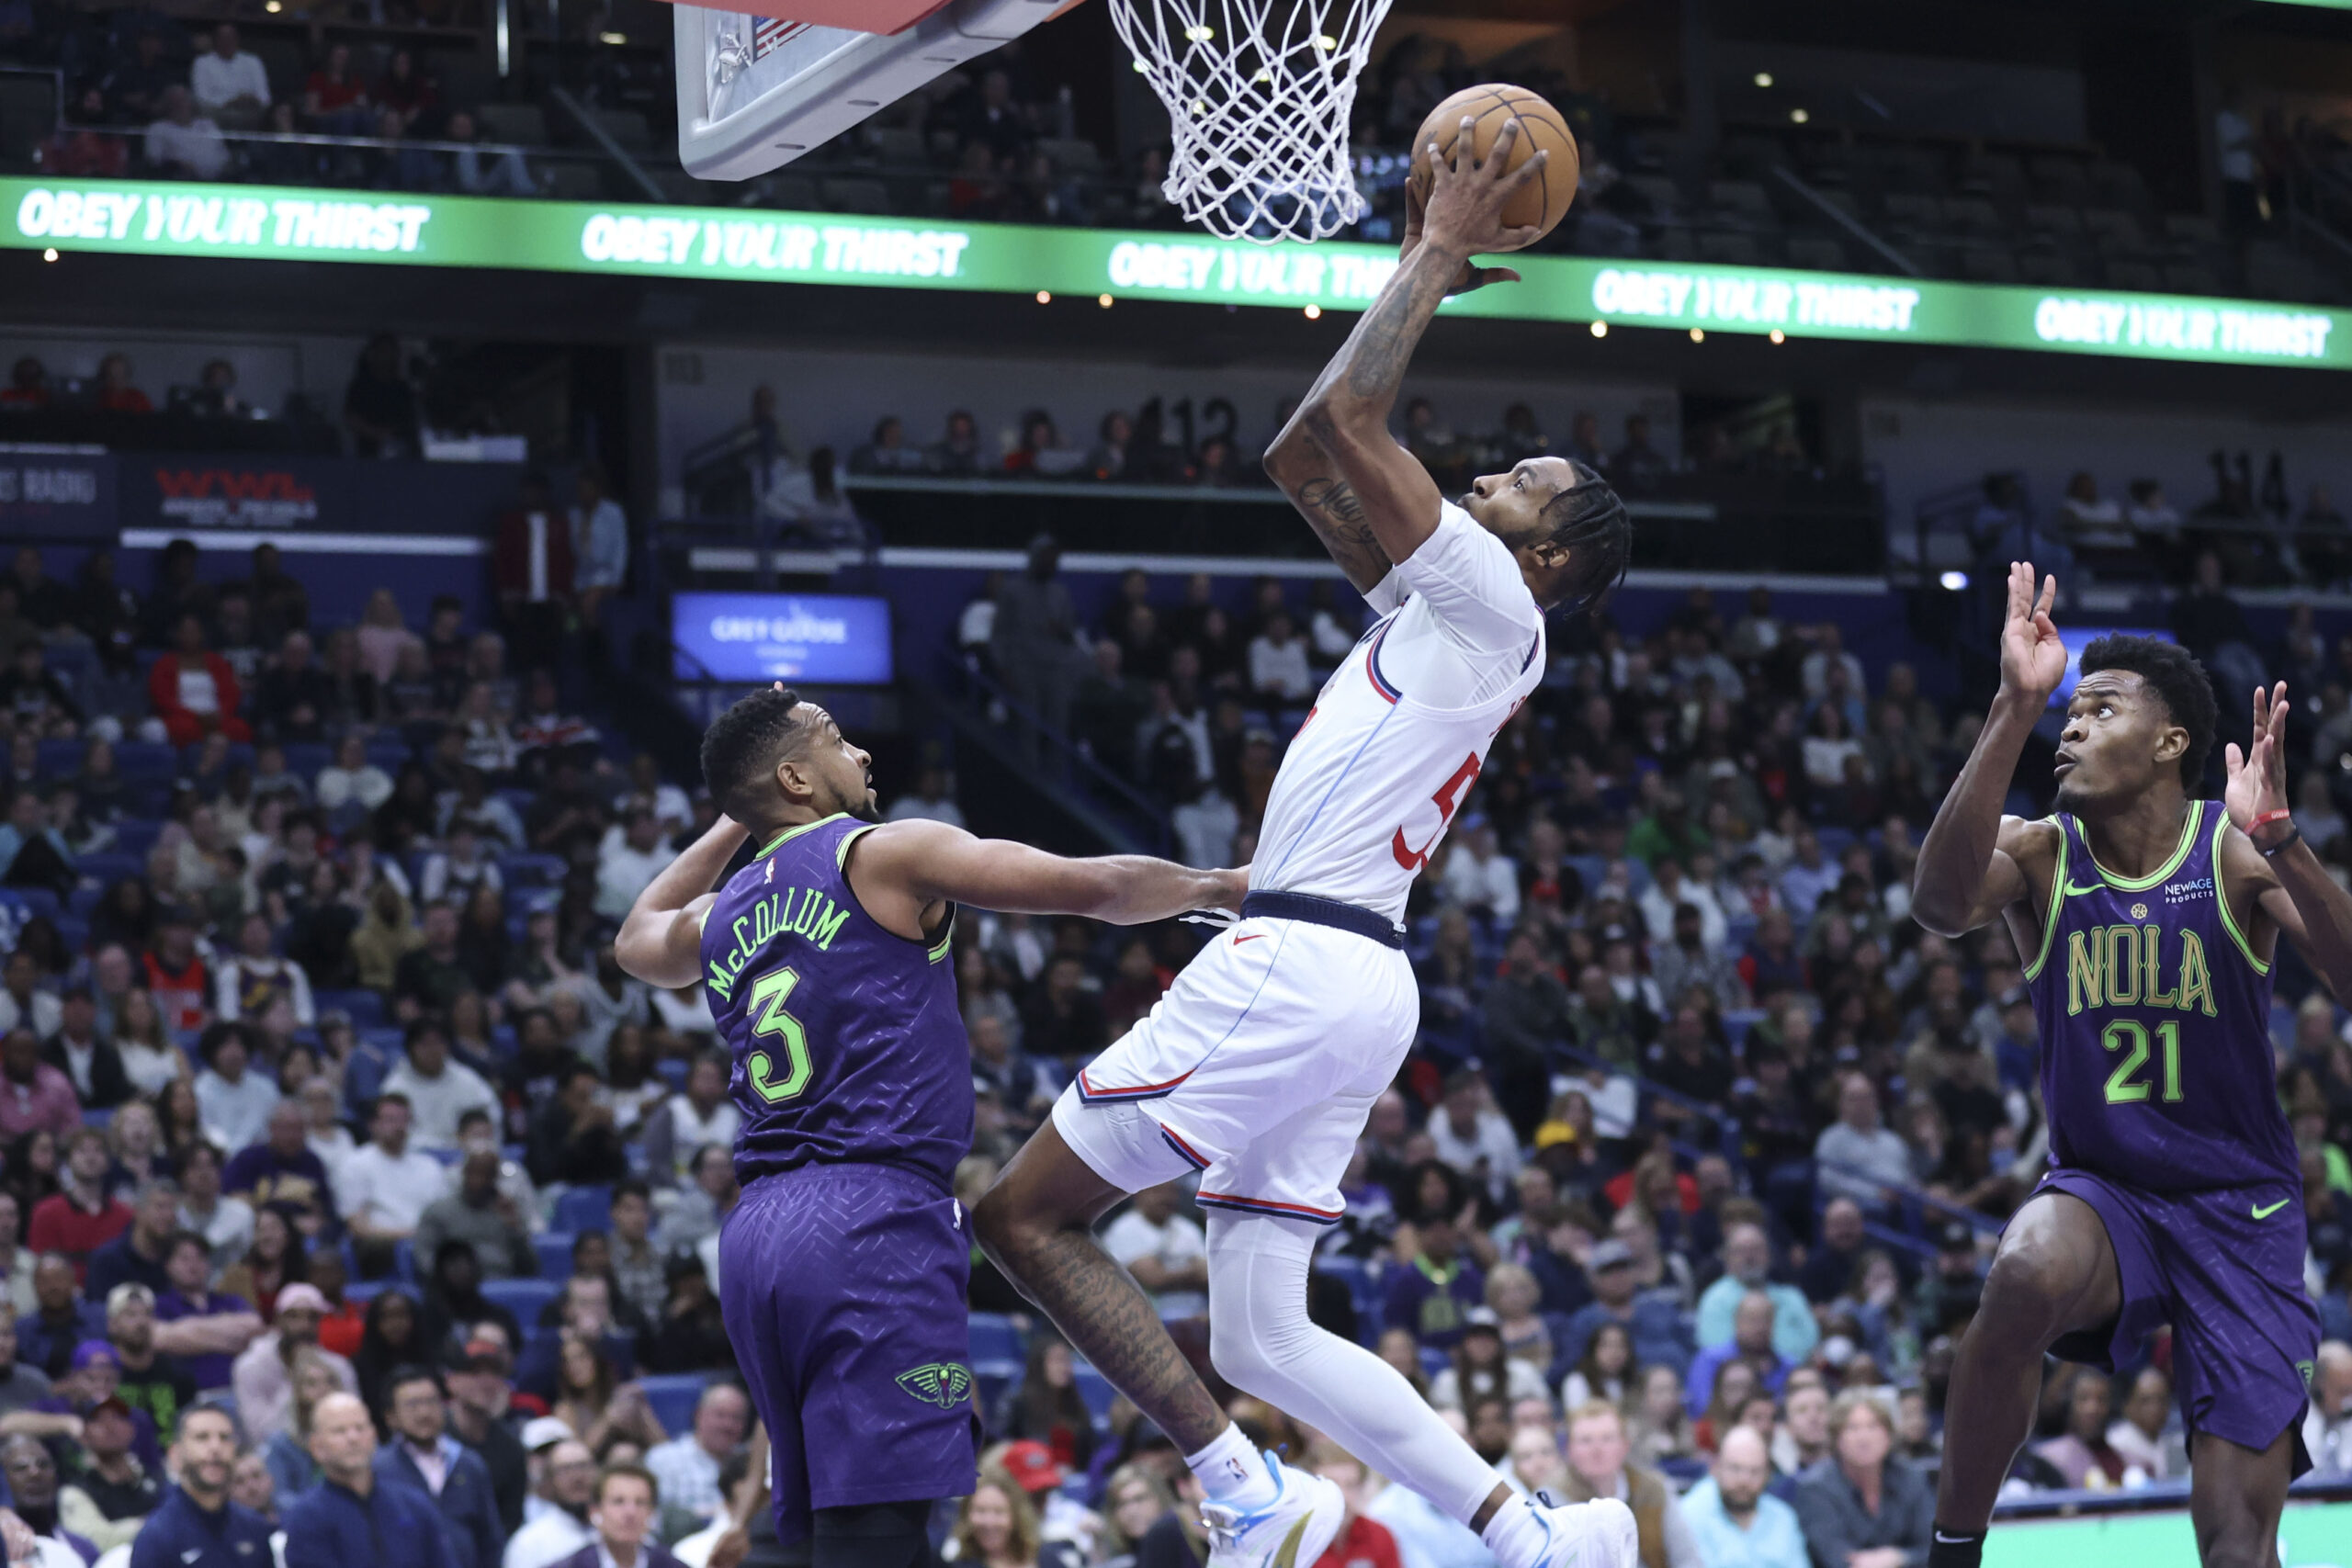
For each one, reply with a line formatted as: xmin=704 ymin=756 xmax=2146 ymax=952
xmin=1253 ymin=502 xmax=1547 ymax=923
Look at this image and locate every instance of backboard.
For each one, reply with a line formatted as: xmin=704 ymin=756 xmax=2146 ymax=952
xmin=672 ymin=0 xmax=1075 ymax=181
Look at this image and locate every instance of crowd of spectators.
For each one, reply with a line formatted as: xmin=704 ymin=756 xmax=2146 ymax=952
xmin=19 ymin=17 xmax=547 ymax=195
xmin=0 ymin=535 xmax=776 ymax=1568
xmin=918 ymin=557 xmax=2352 ymax=1568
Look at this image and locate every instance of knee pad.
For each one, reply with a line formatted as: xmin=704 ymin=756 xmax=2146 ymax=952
xmin=810 ymin=1499 xmax=938 ymax=1568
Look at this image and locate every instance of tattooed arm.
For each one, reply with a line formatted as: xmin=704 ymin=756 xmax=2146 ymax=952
xmin=1262 ymin=118 xmax=1544 ymax=589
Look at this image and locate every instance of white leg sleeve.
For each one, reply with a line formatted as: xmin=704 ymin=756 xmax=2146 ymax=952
xmin=1205 ymin=1212 xmax=1502 ymax=1526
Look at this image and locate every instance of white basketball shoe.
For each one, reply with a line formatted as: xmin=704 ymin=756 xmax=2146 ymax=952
xmin=1199 ymin=1451 xmax=1347 ymax=1568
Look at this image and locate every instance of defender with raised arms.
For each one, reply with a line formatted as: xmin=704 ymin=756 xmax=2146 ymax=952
xmin=1911 ymin=562 xmax=2352 ymax=1568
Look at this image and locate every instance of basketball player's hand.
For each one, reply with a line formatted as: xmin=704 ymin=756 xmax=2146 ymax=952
xmin=2225 ymin=680 xmax=2291 ymax=839
xmin=1402 ymin=182 xmax=1520 ymax=296
xmin=1419 ymin=115 xmax=1546 ymax=266
xmin=1997 ymin=560 xmax=2064 ymax=707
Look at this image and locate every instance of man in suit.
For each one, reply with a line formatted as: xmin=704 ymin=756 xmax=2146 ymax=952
xmin=374 ymin=1364 xmax=504 ymax=1568
xmin=552 ymin=1466 xmax=682 ymax=1568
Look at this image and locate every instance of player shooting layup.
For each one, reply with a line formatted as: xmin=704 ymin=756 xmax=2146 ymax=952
xmin=615 ymin=690 xmax=1247 ymax=1568
xmin=1913 ymin=564 xmax=2352 ymax=1568
xmin=975 ymin=123 xmax=1636 ymax=1568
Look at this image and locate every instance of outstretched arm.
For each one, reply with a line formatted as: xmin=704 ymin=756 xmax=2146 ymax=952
xmin=2231 ymin=682 xmax=2352 ymax=998
xmin=1912 ymin=563 xmax=2064 ymax=937
xmin=848 ymin=818 xmax=1244 ymax=938
xmin=852 ymin=818 xmax=1244 ymax=929
xmin=614 ymin=813 xmax=752 ymax=988
xmin=1262 ymin=118 xmax=1545 ymax=591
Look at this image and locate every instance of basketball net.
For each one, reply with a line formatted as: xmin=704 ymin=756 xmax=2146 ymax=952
xmin=1111 ymin=0 xmax=1395 ymax=243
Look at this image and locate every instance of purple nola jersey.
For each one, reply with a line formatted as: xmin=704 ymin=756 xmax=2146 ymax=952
xmin=698 ymin=813 xmax=970 ymax=1188
xmin=2023 ymin=800 xmax=2300 ymax=1193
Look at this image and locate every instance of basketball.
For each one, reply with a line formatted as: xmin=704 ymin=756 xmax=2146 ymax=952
xmin=1405 ymin=84 xmax=1580 ymax=249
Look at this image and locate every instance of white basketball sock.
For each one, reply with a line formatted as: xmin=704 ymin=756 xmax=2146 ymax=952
xmin=1480 ymin=1492 xmax=1558 ymax=1568
xmin=1185 ymin=1422 xmax=1278 ymax=1510
xmin=1204 ymin=1212 xmax=1504 ymax=1527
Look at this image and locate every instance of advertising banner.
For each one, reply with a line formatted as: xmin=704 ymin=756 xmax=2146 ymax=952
xmin=7 ymin=178 xmax=2346 ymax=371
xmin=671 ymin=592 xmax=894 ymax=683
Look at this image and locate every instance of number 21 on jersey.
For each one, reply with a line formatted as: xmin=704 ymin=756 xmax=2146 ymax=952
xmin=1393 ymin=753 xmax=1482 ymax=871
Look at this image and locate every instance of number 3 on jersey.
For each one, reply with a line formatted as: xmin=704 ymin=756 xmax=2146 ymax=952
xmin=745 ymin=965 xmax=812 ymax=1102
xmin=1393 ymin=753 xmax=1482 ymax=871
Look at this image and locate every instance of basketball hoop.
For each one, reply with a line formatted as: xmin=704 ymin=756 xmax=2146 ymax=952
xmin=1111 ymin=0 xmax=1395 ymax=243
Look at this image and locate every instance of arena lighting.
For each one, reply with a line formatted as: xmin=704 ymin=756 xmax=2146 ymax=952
xmin=1303 ymin=303 xmax=1320 ymax=319
xmin=1770 ymin=328 xmax=1786 ymax=343
xmin=1590 ymin=320 xmax=1608 ymax=337
xmin=1689 ymin=328 xmax=1703 ymax=342
xmin=598 ymin=30 xmax=627 ymax=43
xmin=1790 ymin=107 xmax=1810 ymax=124
xmin=1098 ymin=293 xmax=1113 ymax=307
xmin=1035 ymin=289 xmax=1050 ymax=303
xmin=1939 ymin=570 xmax=1969 ymax=591
xmin=1753 ymin=72 xmax=1773 ymax=87
xmin=40 ymin=248 xmax=55 ymax=262
xmin=8 ymin=179 xmax=2346 ymax=369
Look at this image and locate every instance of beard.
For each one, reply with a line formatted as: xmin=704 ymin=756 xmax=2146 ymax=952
xmin=846 ymin=790 xmax=882 ymax=825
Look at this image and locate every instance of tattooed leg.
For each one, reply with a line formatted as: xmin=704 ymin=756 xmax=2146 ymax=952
xmin=972 ymin=1119 xmax=1228 ymax=1450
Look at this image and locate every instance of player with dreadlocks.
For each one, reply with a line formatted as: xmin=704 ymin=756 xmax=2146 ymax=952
xmin=974 ymin=121 xmax=1638 ymax=1568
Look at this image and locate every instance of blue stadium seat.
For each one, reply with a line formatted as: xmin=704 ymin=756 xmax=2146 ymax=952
xmin=1418 ymin=1346 xmax=1450 ymax=1382
xmin=481 ymin=1279 xmax=560 ymax=1322
xmin=638 ymin=1373 xmax=712 ymax=1436
xmin=967 ymin=1313 xmax=1024 ymax=1366
xmin=344 ymin=1280 xmax=392 ymax=1304
xmin=35 ymin=739 xmax=82 ymax=778
xmin=113 ymin=743 xmax=175 ymax=780
xmin=180 ymin=742 xmax=254 ymax=775
xmin=553 ymin=1186 xmax=615 ymax=1234
xmin=500 ymin=854 xmax=567 ymax=886
xmin=1816 ymin=827 xmax=1858 ymax=859
xmin=81 ymin=1108 xmax=113 ymax=1128
xmin=392 ymin=1240 xmax=416 ymax=1282
xmin=655 ymin=1059 xmax=688 ymax=1092
xmin=0 ymin=889 xmax=59 ymax=922
xmin=1070 ymin=1363 xmax=1115 ymax=1426
xmin=536 ymin=1233 xmax=577 ymax=1278
xmin=366 ymin=741 xmax=412 ymax=773
xmin=1314 ymin=1257 xmax=1382 ymax=1345
xmin=972 ymin=1358 xmax=1022 ymax=1420
xmin=315 ymin=989 xmax=384 ymax=1027
xmin=111 ymin=820 xmax=162 ymax=861
xmin=73 ymin=852 xmax=142 ymax=889
xmin=284 ymin=743 xmax=332 ymax=779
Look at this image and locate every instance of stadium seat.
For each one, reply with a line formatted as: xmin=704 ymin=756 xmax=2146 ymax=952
xmin=481 ymin=1279 xmax=561 ymax=1322
xmin=284 ymin=743 xmax=332 ymax=778
xmin=315 ymin=990 xmax=384 ymax=1027
xmin=392 ymin=1240 xmax=416 ymax=1282
xmin=1070 ymin=1363 xmax=1115 ymax=1425
xmin=345 ymin=1280 xmax=392 ymax=1304
xmin=35 ymin=739 xmax=81 ymax=778
xmin=553 ymin=1186 xmax=615 ymax=1234
xmin=72 ymin=852 xmax=143 ymax=888
xmin=972 ymin=1358 xmax=1023 ymax=1419
xmin=536 ymin=1233 xmax=577 ymax=1278
xmin=0 ymin=889 xmax=59 ymax=922
xmin=500 ymin=853 xmax=567 ymax=886
xmin=967 ymin=1313 xmax=1024 ymax=1366
xmin=113 ymin=743 xmax=175 ymax=780
xmin=112 ymin=820 xmax=162 ymax=861
xmin=638 ymin=1373 xmax=713 ymax=1435
xmin=1419 ymin=1346 xmax=1450 ymax=1382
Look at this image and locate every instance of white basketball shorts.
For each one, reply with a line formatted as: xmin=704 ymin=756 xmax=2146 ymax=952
xmin=1049 ymin=912 xmax=1417 ymax=1224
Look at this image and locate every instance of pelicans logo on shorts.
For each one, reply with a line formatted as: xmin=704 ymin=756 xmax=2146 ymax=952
xmin=896 ymin=1362 xmax=975 ymax=1407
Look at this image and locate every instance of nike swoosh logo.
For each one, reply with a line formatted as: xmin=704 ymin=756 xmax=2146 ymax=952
xmin=2254 ymin=1198 xmax=2292 ymax=1219
xmin=2063 ymin=880 xmax=2104 ymax=897
xmin=1934 ymin=1532 xmax=1977 ymax=1545
xmin=1271 ymin=1516 xmax=1310 ymax=1568
xmin=1233 ymin=933 xmax=1265 ymax=945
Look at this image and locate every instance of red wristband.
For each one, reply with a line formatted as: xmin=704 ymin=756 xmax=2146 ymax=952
xmin=2252 ymin=807 xmax=2294 ymax=829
